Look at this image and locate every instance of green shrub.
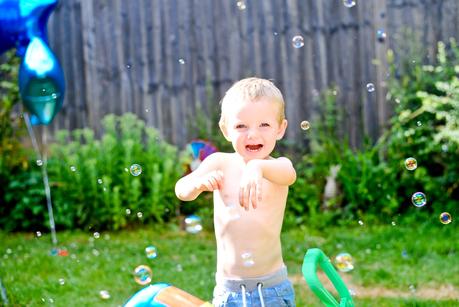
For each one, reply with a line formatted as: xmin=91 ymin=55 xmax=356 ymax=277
xmin=290 ymin=39 xmax=459 ymax=226
xmin=45 ymin=113 xmax=185 ymax=230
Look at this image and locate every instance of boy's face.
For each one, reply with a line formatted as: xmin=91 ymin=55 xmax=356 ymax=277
xmin=220 ymin=97 xmax=287 ymax=161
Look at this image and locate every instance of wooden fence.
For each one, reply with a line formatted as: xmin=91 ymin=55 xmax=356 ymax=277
xmin=42 ymin=0 xmax=459 ymax=148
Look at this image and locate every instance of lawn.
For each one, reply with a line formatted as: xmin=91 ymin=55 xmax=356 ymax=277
xmin=0 ymin=220 xmax=458 ymax=306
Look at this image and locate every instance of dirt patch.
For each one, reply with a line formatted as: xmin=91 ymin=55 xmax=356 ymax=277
xmin=290 ymin=272 xmax=459 ymax=300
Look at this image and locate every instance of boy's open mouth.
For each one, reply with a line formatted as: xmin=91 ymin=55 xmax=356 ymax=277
xmin=246 ymin=144 xmax=263 ymax=151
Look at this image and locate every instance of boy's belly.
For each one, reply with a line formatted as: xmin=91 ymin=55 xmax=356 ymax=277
xmin=213 ymin=204 xmax=285 ymax=278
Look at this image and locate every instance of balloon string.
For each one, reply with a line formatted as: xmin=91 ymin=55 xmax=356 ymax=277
xmin=0 ymin=276 xmax=8 ymax=306
xmin=24 ymin=113 xmax=58 ymax=246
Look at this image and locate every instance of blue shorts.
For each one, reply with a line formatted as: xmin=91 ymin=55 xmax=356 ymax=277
xmin=212 ymin=266 xmax=296 ymax=307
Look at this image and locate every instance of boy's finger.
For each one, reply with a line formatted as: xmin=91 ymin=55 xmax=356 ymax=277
xmin=250 ymin=182 xmax=257 ymax=209
xmin=256 ymin=180 xmax=262 ymax=202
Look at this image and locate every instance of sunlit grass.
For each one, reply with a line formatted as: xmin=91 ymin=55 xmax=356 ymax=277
xmin=0 ymin=220 xmax=457 ymax=306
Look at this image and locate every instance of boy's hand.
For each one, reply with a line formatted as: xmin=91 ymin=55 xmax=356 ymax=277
xmin=239 ymin=160 xmax=263 ymax=211
xmin=195 ymin=170 xmax=224 ymax=192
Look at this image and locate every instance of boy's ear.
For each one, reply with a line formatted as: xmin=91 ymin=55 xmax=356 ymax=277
xmin=276 ymin=119 xmax=288 ymax=140
xmin=219 ymin=122 xmax=232 ymax=142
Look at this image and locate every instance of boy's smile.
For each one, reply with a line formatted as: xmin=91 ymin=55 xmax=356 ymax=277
xmin=221 ymin=97 xmax=287 ymax=162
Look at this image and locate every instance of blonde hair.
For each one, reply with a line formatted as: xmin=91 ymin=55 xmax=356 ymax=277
xmin=219 ymin=77 xmax=285 ymax=127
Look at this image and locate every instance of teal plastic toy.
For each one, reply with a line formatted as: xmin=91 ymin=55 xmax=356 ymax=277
xmin=302 ymin=248 xmax=354 ymax=307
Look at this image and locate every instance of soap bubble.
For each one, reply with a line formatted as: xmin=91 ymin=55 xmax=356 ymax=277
xmin=411 ymin=192 xmax=426 ymax=207
xmin=236 ymin=1 xmax=246 ymax=10
xmin=376 ymin=29 xmax=387 ymax=42
xmin=343 ymin=0 xmax=356 ymax=8
xmin=133 ymin=265 xmax=152 ymax=285
xmin=99 ymin=290 xmax=110 ymax=300
xmin=334 ymin=252 xmax=354 ymax=272
xmin=404 ymin=157 xmax=417 ymax=171
xmin=184 ymin=215 xmax=203 ymax=234
xmin=292 ymin=35 xmax=304 ymax=48
xmin=36 ymin=160 xmax=43 ymax=166
xmin=241 ymin=252 xmax=255 ymax=267
xmin=366 ymin=83 xmax=375 ymax=92
xmin=439 ymin=212 xmax=452 ymax=225
xmin=178 ymin=58 xmax=185 ymax=65
xmin=130 ymin=164 xmax=142 ymax=176
xmin=300 ymin=120 xmax=310 ymax=131
xmin=70 ymin=166 xmax=76 ymax=172
xmin=145 ymin=246 xmax=158 ymax=259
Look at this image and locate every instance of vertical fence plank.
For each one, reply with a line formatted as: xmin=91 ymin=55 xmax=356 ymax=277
xmin=38 ymin=0 xmax=459 ymax=148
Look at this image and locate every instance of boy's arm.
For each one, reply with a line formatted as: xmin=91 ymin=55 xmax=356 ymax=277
xmin=175 ymin=152 xmax=223 ymax=201
xmin=248 ymin=157 xmax=296 ymax=186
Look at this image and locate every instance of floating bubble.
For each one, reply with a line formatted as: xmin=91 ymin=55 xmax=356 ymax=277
xmin=439 ymin=212 xmax=452 ymax=225
xmin=145 ymin=246 xmax=158 ymax=259
xmin=185 ymin=215 xmax=203 ymax=234
xmin=300 ymin=120 xmax=310 ymax=131
xmin=97 ymin=178 xmax=103 ymax=184
xmin=334 ymin=252 xmax=354 ymax=272
xmin=241 ymin=252 xmax=255 ymax=267
xmin=36 ymin=231 xmax=42 ymax=238
xmin=416 ymin=121 xmax=422 ymax=127
xmin=291 ymin=35 xmax=304 ymax=48
xmin=176 ymin=264 xmax=183 ymax=272
xmin=93 ymin=232 xmax=100 ymax=239
xmin=125 ymin=208 xmax=131 ymax=215
xmin=126 ymin=63 xmax=132 ymax=69
xmin=411 ymin=192 xmax=426 ymax=207
xmin=376 ymin=29 xmax=386 ymax=43
xmin=99 ymin=290 xmax=111 ymax=300
xmin=366 ymin=83 xmax=375 ymax=92
xmin=236 ymin=1 xmax=246 ymax=10
xmin=70 ymin=166 xmax=76 ymax=172
xmin=178 ymin=58 xmax=185 ymax=65
xmin=343 ymin=0 xmax=356 ymax=8
xmin=404 ymin=157 xmax=417 ymax=171
xmin=137 ymin=212 xmax=143 ymax=219
xmin=36 ymin=159 xmax=43 ymax=166
xmin=130 ymin=164 xmax=142 ymax=176
xmin=358 ymin=220 xmax=364 ymax=226
xmin=391 ymin=221 xmax=396 ymax=226
xmin=134 ymin=265 xmax=152 ymax=285
xmin=59 ymin=278 xmax=65 ymax=286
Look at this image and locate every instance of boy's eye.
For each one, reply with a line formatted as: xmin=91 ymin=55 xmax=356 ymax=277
xmin=235 ymin=124 xmax=246 ymax=129
xmin=260 ymin=123 xmax=270 ymax=127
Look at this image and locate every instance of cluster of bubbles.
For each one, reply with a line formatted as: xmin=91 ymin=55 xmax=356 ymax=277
xmin=291 ymin=35 xmax=305 ymax=49
xmin=334 ymin=252 xmax=354 ymax=272
xmin=184 ymin=215 xmax=203 ymax=234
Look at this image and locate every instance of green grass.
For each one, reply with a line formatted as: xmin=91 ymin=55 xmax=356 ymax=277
xmin=0 ymin=221 xmax=457 ymax=306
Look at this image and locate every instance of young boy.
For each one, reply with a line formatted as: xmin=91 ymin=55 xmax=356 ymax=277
xmin=175 ymin=77 xmax=296 ymax=306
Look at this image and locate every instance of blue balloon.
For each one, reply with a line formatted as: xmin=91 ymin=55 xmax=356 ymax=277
xmin=0 ymin=0 xmax=65 ymax=125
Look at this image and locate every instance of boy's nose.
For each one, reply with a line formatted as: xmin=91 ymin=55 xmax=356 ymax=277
xmin=247 ymin=129 xmax=258 ymax=139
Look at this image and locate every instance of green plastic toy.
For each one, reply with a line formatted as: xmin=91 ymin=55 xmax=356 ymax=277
xmin=302 ymin=248 xmax=355 ymax=307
